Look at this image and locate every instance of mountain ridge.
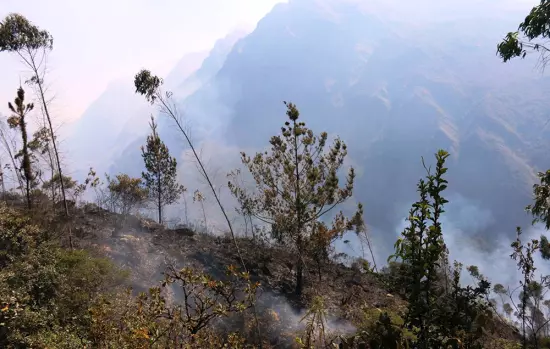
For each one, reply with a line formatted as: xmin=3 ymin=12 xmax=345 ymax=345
xmin=75 ymin=0 xmax=550 ymax=255
xmin=154 ymin=0 xmax=549 ymax=248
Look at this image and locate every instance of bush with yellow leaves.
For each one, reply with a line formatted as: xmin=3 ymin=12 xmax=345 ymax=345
xmin=89 ymin=264 xmax=259 ymax=348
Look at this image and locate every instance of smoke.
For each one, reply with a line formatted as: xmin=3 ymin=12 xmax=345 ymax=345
xmin=94 ymin=127 xmax=550 ymax=342
xmin=333 ymin=190 xmax=550 ymax=295
xmin=439 ymin=192 xmax=550 ymax=290
xmin=85 ymin=117 xmax=550 ymax=297
xmin=161 ymin=137 xmax=261 ymax=235
xmin=256 ymin=290 xmax=358 ymax=345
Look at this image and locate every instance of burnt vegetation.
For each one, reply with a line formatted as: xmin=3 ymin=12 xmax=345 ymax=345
xmin=3 ymin=3 xmax=550 ymax=348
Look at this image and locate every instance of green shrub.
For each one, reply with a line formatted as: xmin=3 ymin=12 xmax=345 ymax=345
xmin=0 ymin=203 xmax=127 ymax=347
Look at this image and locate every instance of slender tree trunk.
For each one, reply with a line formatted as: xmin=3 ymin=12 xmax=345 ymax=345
xmin=295 ymin=233 xmax=304 ymax=295
xmin=19 ymin=116 xmax=32 ymax=209
xmin=25 ymin=174 xmax=30 ymax=209
xmin=293 ymin=118 xmax=304 ymax=296
xmin=0 ymin=159 xmax=5 ymax=199
xmin=201 ymin=200 xmax=207 ymax=232
xmin=50 ymin=172 xmax=56 ymax=209
xmin=36 ymin=81 xmax=67 ymax=212
xmin=156 ymin=94 xmax=263 ymax=348
xmin=155 ymin=134 xmax=163 ymax=224
xmin=183 ymin=193 xmax=189 ymax=226
xmin=522 ymin=280 xmax=529 ymax=349
xmin=296 ymin=250 xmax=304 ymax=295
xmin=0 ymin=130 xmax=24 ymax=197
xmin=157 ymin=187 xmax=162 ymax=224
xmin=44 ymin=131 xmax=56 ymax=210
xmin=243 ymin=214 xmax=249 ymax=238
xmin=317 ymin=258 xmax=322 ymax=282
xmin=248 ymin=214 xmax=257 ymax=242
xmin=27 ymin=52 xmax=72 ymax=248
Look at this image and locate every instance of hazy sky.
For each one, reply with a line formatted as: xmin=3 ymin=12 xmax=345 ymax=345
xmin=0 ymin=0 xmax=285 ymax=124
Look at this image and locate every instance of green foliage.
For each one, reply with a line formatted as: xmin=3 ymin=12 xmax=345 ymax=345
xmin=134 ymin=69 xmax=163 ymax=104
xmin=0 ymin=202 xmax=41 ymax=268
xmin=498 ymin=32 xmax=526 ymax=62
xmin=39 ymin=169 xmax=99 ymax=208
xmin=0 ymin=196 xmax=263 ymax=348
xmin=386 ymin=150 xmax=494 ymax=349
xmin=497 ymin=1 xmax=550 ymax=65
xmin=141 ymin=116 xmax=185 ymax=224
xmin=485 ymin=166 xmax=550 ymax=349
xmin=0 ymin=13 xmax=53 ymax=52
xmin=296 ymin=296 xmax=330 ymax=348
xmin=0 ymin=203 xmax=127 ymax=348
xmin=28 ymin=126 xmax=51 ymax=157
xmin=229 ymin=101 xmax=364 ymax=295
xmin=527 ymin=170 xmax=550 ymax=231
xmin=540 ymin=235 xmax=550 ymax=260
xmin=511 ymin=228 xmax=544 ymax=348
xmin=364 ymin=310 xmax=416 ymax=349
xmin=106 ymin=173 xmax=148 ymax=216
xmin=440 ymin=262 xmax=493 ymax=349
xmin=390 ymin=150 xmax=450 ymax=346
xmin=42 ymin=173 xmax=77 ymax=194
xmin=1 ymin=250 xmax=126 ymax=347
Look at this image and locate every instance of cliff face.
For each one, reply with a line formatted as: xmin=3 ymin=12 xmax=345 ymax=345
xmin=143 ymin=0 xmax=548 ymax=246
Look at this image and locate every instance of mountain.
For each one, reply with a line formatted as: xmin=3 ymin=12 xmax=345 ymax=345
xmin=65 ymin=78 xmax=151 ymax=180
xmin=164 ymin=51 xmax=209 ymax=91
xmin=104 ymin=30 xmax=250 ymax=178
xmin=65 ymin=52 xmax=206 ymax=180
xmin=114 ymin=0 xmax=550 ymax=254
xmin=66 ymin=50 xmax=210 ymax=180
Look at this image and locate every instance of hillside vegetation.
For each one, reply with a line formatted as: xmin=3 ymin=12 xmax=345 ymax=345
xmin=3 ymin=1 xmax=550 ymax=348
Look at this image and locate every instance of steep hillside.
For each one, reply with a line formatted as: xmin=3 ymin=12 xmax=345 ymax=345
xmin=136 ymin=0 xmax=550 ymax=251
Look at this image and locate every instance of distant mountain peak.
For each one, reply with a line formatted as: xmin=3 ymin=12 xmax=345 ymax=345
xmin=164 ymin=51 xmax=210 ymax=90
xmin=211 ymin=29 xmax=250 ymax=54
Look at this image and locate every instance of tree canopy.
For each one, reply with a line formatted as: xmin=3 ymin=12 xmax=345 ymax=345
xmin=497 ymin=1 xmax=550 ymax=67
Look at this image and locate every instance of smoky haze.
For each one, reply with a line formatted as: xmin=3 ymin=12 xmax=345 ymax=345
xmin=1 ymin=0 xmax=548 ymax=296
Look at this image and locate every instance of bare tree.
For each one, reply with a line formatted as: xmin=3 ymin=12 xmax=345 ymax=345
xmin=0 ymin=13 xmax=73 ymax=246
xmin=134 ymin=69 xmax=263 ymax=347
xmin=0 ymin=118 xmax=24 ymax=195
xmin=134 ymin=70 xmax=243 ymax=262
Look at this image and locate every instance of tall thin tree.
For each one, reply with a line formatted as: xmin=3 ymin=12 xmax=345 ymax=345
xmin=0 ymin=118 xmax=24 ymax=195
xmin=7 ymin=87 xmax=34 ymax=209
xmin=141 ymin=116 xmax=185 ymax=224
xmin=0 ymin=15 xmax=70 ymax=215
